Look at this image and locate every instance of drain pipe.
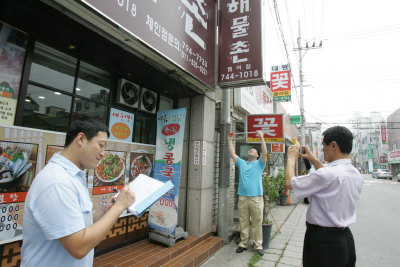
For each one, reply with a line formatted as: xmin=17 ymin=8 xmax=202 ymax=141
xmin=217 ymin=88 xmax=231 ymax=243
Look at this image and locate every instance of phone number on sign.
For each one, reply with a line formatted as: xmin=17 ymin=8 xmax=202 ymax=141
xmin=220 ymin=70 xmax=259 ymax=81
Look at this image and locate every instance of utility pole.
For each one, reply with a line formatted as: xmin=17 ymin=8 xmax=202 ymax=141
xmin=294 ymin=21 xmax=322 ymax=145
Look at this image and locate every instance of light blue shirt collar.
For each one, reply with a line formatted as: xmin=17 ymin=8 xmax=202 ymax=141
xmin=50 ymin=153 xmax=87 ymax=184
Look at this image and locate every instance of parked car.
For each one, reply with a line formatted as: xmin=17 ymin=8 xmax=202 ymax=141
xmin=374 ymin=169 xmax=393 ymax=179
xmin=371 ymin=170 xmax=377 ymax=178
xmin=394 ymin=173 xmax=400 ymax=182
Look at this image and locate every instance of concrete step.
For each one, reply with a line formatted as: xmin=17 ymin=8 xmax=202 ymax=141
xmin=93 ymin=233 xmax=224 ymax=267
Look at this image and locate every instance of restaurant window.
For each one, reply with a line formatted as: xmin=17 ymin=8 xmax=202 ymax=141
xmin=76 ymin=61 xmax=111 ymax=103
xmin=22 ymin=84 xmax=72 ymax=132
xmin=133 ymin=114 xmax=156 ymax=145
xmin=159 ymin=95 xmax=174 ymax=110
xmin=20 ymin=41 xmax=159 ymax=145
xmin=72 ymin=97 xmax=108 ymax=124
xmin=29 ymin=42 xmax=76 ymax=93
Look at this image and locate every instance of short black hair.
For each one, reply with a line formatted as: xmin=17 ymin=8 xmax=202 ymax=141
xmin=65 ymin=118 xmax=109 ymax=147
xmin=322 ymin=126 xmax=353 ymax=154
xmin=251 ymin=146 xmax=260 ymax=159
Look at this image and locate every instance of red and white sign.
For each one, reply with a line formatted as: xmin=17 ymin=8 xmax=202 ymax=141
xmin=381 ymin=123 xmax=387 ymax=144
xmin=246 ymin=114 xmax=284 ymax=143
xmin=270 ymin=64 xmax=291 ymax=102
xmin=271 ymin=143 xmax=285 ymax=153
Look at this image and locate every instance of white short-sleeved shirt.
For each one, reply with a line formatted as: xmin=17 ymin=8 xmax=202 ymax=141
xmin=21 ymin=153 xmax=93 ymax=267
xmin=291 ymin=159 xmax=363 ymax=227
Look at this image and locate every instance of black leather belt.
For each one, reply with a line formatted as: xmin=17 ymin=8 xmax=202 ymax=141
xmin=306 ymin=222 xmax=349 ymax=232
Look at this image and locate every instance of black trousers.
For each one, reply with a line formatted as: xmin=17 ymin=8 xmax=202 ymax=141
xmin=303 ymin=223 xmax=356 ymax=267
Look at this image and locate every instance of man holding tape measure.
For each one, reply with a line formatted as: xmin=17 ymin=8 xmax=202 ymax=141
xmin=228 ymin=130 xmax=268 ymax=256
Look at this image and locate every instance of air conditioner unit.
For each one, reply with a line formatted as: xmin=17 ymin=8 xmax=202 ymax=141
xmin=139 ymin=87 xmax=158 ymax=114
xmin=116 ymin=78 xmax=140 ymax=109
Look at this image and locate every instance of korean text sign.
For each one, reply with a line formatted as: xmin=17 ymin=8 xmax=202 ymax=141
xmin=270 ymin=64 xmax=291 ymax=102
xmin=81 ymin=0 xmax=216 ymax=88
xmin=108 ymin=108 xmax=134 ymax=142
xmin=148 ymin=108 xmax=186 ymax=235
xmin=218 ymin=0 xmax=267 ymax=87
xmin=246 ymin=114 xmax=284 ymax=143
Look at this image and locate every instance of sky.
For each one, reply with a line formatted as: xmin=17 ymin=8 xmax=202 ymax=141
xmin=264 ymin=0 xmax=400 ymax=129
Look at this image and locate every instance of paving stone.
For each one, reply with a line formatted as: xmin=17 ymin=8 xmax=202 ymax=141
xmin=285 ymin=245 xmax=303 ymax=253
xmin=283 ymin=250 xmax=302 ymax=260
xmin=265 ymin=248 xmax=283 ymax=255
xmin=279 ymin=256 xmax=302 ymax=266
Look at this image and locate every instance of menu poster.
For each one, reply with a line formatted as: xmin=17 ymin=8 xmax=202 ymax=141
xmin=108 ymin=108 xmax=134 ymax=142
xmin=0 ymin=141 xmax=38 ymax=245
xmin=0 ymin=141 xmax=39 ymax=197
xmin=92 ymin=150 xmax=127 ymax=195
xmin=0 ymin=22 xmax=29 ymax=125
xmin=129 ymin=152 xmax=154 ymax=182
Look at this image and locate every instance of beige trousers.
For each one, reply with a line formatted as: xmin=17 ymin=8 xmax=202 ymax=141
xmin=238 ymin=195 xmax=264 ymax=250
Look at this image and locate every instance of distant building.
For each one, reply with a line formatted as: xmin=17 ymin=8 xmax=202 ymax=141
xmin=387 ymin=108 xmax=400 ymax=176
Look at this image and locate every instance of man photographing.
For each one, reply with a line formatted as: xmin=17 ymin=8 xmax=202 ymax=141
xmin=285 ymin=126 xmax=363 ymax=267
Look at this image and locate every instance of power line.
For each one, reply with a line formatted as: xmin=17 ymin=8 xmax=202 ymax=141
xmin=272 ymin=0 xmax=300 ymax=108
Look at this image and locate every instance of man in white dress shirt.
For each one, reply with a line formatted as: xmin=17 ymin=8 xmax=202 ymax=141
xmin=285 ymin=126 xmax=363 ymax=267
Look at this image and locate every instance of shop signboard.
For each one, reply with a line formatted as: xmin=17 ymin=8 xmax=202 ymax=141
xmin=271 ymin=143 xmax=285 ymax=153
xmin=80 ymin=0 xmax=216 ymax=89
xmin=233 ymin=85 xmax=273 ymax=114
xmin=388 ymin=150 xmax=400 ymax=164
xmin=246 ymin=114 xmax=284 ymax=143
xmin=108 ymin=108 xmax=134 ymax=142
xmin=218 ymin=0 xmax=267 ymax=88
xmin=270 ymin=64 xmax=291 ymax=102
xmin=368 ymin=144 xmax=373 ymax=159
xmin=290 ymin=115 xmax=301 ymax=124
xmin=381 ymin=123 xmax=387 ymax=144
xmin=149 ymin=108 xmax=186 ymax=235
xmin=0 ymin=22 xmax=28 ymax=125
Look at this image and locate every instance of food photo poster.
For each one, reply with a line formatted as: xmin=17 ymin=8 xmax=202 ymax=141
xmin=0 ymin=125 xmax=155 ymax=242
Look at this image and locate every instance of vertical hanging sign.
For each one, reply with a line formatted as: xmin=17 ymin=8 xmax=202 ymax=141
xmin=148 ymin=108 xmax=186 ymax=235
xmin=270 ymin=64 xmax=291 ymax=102
xmin=381 ymin=123 xmax=387 ymax=144
xmin=218 ymin=0 xmax=267 ymax=88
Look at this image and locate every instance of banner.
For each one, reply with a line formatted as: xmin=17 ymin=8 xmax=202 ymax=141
xmin=148 ymin=108 xmax=186 ymax=235
xmin=0 ymin=22 xmax=29 ymax=125
xmin=246 ymin=114 xmax=284 ymax=143
xmin=381 ymin=123 xmax=387 ymax=144
xmin=270 ymin=64 xmax=291 ymax=102
xmin=368 ymin=144 xmax=373 ymax=159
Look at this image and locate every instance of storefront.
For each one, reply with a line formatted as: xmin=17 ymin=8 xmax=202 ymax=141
xmin=388 ymin=150 xmax=400 ymax=176
xmin=1 ymin=0 xmax=217 ymax=264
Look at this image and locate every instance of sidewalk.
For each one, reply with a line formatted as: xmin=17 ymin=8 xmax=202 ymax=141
xmin=202 ymin=197 xmax=308 ymax=267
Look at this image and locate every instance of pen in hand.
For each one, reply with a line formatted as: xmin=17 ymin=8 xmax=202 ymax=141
xmin=111 ymin=188 xmax=119 ymax=203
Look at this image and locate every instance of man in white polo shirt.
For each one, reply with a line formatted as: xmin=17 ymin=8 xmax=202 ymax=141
xmin=285 ymin=126 xmax=363 ymax=267
xmin=21 ymin=119 xmax=136 ymax=267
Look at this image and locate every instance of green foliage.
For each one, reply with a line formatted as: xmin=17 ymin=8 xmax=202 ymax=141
xmin=263 ymin=169 xmax=285 ymax=202
xmin=248 ymin=252 xmax=261 ymax=267
xmin=262 ymin=169 xmax=285 ymax=223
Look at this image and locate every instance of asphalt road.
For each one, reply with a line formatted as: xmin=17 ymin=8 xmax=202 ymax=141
xmin=351 ymin=174 xmax=400 ymax=267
